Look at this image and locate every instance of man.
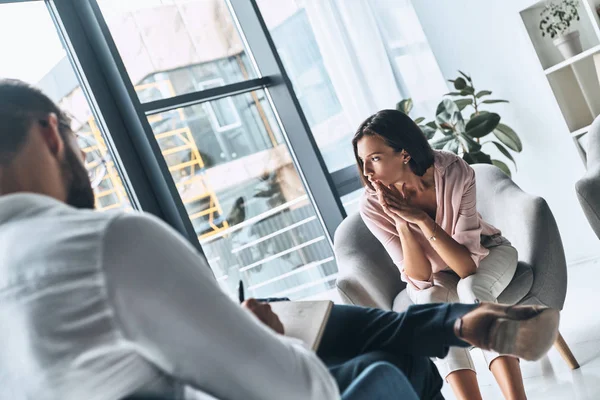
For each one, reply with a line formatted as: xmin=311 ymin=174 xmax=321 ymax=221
xmin=0 ymin=79 xmax=559 ymax=400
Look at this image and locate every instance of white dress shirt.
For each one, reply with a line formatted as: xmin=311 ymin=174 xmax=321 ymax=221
xmin=0 ymin=193 xmax=339 ymax=400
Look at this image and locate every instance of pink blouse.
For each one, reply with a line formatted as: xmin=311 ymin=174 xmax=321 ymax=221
xmin=359 ymin=151 xmax=502 ymax=290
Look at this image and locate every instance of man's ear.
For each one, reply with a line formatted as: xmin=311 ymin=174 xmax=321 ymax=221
xmin=40 ymin=113 xmax=65 ymax=158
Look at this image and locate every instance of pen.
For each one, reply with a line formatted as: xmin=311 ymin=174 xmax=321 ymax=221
xmin=238 ymin=280 xmax=245 ymax=303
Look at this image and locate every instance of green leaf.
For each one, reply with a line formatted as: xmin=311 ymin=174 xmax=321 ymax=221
xmin=492 ymin=159 xmax=511 ymax=177
xmin=476 ymin=90 xmax=492 ymax=98
xmin=453 ymin=77 xmax=468 ymax=90
xmin=455 ymin=98 xmax=473 ymax=111
xmin=493 ymin=123 xmax=523 ymax=152
xmin=445 ymin=92 xmax=461 ymax=96
xmin=429 ymin=136 xmax=455 ymax=150
xmin=482 ymin=99 xmax=509 ymax=104
xmin=463 ymin=151 xmax=492 ymax=165
xmin=435 ymin=99 xmax=466 ymax=135
xmin=491 ymin=141 xmax=516 ymax=168
xmin=458 ymin=133 xmax=482 ymax=152
xmin=460 ymin=87 xmax=475 ymax=95
xmin=396 ymin=98 xmax=413 ymax=114
xmin=465 ymin=112 xmax=501 ymax=138
xmin=421 ymin=125 xmax=436 ymax=140
xmin=435 ymin=98 xmax=459 ymax=125
xmin=414 ymin=117 xmax=425 ymax=124
xmin=462 ymin=153 xmax=476 ymax=164
xmin=458 ymin=70 xmax=472 ymax=82
xmin=444 ymin=139 xmax=459 ymax=154
xmin=425 ymin=121 xmax=437 ymax=129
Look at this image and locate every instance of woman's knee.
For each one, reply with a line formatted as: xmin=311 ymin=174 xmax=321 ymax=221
xmin=456 ymin=275 xmax=494 ymax=303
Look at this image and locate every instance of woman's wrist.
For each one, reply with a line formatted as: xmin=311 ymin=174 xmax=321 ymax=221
xmin=416 ymin=213 xmax=433 ymax=231
xmin=395 ymin=219 xmax=411 ymax=233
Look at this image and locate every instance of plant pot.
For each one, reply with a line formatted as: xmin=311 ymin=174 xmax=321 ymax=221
xmin=553 ymin=31 xmax=583 ymax=59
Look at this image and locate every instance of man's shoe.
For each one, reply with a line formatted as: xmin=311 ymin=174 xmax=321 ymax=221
xmin=454 ymin=303 xmax=560 ymax=361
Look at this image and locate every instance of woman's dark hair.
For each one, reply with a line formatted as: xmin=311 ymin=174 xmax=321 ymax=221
xmin=352 ymin=109 xmax=434 ymax=188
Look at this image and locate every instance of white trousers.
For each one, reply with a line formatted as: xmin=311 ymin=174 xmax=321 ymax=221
xmin=407 ymin=242 xmax=518 ymax=378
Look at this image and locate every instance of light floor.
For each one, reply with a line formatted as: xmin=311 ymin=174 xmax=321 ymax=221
xmin=441 ymin=257 xmax=600 ymax=400
xmin=313 ymin=257 xmax=600 ymax=399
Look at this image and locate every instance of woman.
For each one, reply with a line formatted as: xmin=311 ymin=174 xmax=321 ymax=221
xmin=354 ymin=109 xmax=525 ymax=400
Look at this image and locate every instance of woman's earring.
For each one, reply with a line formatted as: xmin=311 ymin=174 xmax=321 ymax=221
xmin=404 ymin=160 xmax=409 ymax=165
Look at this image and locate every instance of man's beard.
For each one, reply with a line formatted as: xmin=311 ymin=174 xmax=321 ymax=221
xmin=61 ymin=145 xmax=96 ymax=210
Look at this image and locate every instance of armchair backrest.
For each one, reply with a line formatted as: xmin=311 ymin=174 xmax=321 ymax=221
xmin=471 ymin=165 xmax=567 ymax=309
xmin=575 ymin=115 xmax=600 ymax=239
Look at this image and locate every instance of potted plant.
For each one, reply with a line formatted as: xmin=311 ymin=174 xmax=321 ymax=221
xmin=540 ymin=0 xmax=582 ymax=59
xmin=397 ymin=71 xmax=523 ymax=177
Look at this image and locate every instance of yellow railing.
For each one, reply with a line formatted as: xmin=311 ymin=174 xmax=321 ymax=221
xmin=152 ymin=121 xmax=229 ymax=238
xmin=80 ymin=118 xmax=131 ymax=212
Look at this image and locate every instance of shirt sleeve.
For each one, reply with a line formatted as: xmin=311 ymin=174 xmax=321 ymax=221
xmin=100 ymin=213 xmax=340 ymax=400
xmin=452 ymin=165 xmax=488 ymax=267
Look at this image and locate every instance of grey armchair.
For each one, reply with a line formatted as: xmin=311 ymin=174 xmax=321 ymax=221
xmin=335 ymin=164 xmax=579 ymax=369
xmin=576 ymin=115 xmax=600 ymax=239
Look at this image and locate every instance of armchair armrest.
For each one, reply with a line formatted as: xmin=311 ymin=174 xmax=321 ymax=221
xmin=334 ymin=213 xmax=405 ymax=310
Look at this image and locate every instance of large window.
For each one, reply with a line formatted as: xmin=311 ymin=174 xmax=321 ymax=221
xmin=96 ymin=0 xmax=338 ymax=299
xmin=0 ymin=1 xmax=133 ymax=212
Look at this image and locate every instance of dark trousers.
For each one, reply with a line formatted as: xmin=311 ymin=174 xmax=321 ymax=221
xmin=318 ymin=303 xmax=476 ymax=400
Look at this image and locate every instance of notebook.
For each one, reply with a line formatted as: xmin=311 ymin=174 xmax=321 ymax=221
xmin=270 ymin=300 xmax=334 ymax=351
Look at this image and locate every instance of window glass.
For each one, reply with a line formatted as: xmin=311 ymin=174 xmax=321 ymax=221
xmin=0 ymin=1 xmax=133 ymax=212
xmin=97 ymin=0 xmax=259 ymax=102
xmin=149 ymin=90 xmax=338 ymax=299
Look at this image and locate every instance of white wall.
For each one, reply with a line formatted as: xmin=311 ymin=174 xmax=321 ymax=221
xmin=412 ymin=0 xmax=600 ymax=265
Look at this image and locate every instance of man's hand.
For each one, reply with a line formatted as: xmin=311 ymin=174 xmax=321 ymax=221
xmin=242 ymin=298 xmax=285 ymax=335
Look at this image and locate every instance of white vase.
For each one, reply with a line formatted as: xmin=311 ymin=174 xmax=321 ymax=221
xmin=553 ymin=31 xmax=583 ymax=59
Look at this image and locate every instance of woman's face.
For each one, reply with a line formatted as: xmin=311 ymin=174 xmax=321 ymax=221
xmin=356 ymin=135 xmax=411 ymax=187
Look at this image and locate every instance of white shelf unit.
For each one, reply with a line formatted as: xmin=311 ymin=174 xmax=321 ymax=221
xmin=520 ymin=0 xmax=600 ymax=164
xmin=571 ymin=124 xmax=591 ymax=137
xmin=544 ymin=44 xmax=600 ymax=74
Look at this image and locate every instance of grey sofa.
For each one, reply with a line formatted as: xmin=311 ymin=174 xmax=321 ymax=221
xmin=335 ymin=164 xmax=579 ymax=369
xmin=576 ymin=115 xmax=600 ymax=239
